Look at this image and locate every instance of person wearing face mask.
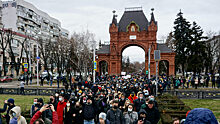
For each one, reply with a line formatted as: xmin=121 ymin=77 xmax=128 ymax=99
xmin=55 ymin=92 xmax=59 ymax=101
xmin=57 ymin=95 xmax=66 ymax=124
xmin=134 ymin=92 xmax=145 ymax=112
xmin=145 ymin=100 xmax=160 ymax=124
xmin=63 ymin=100 xmax=74 ymax=124
xmin=106 ymin=100 xmax=124 ymax=124
xmin=72 ymin=102 xmax=83 ymax=124
xmin=4 ymin=98 xmax=15 ymax=124
xmin=134 ymin=109 xmax=151 ymax=124
xmin=9 ymin=106 xmax=27 ymax=124
xmin=123 ymin=103 xmax=138 ymax=124
xmin=30 ymin=98 xmax=38 ymax=117
xmin=48 ymin=95 xmax=58 ymax=111
xmin=82 ymin=96 xmax=97 ymax=124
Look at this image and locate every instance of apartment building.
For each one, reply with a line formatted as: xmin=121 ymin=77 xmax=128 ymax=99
xmin=0 ymin=0 xmax=69 ymax=76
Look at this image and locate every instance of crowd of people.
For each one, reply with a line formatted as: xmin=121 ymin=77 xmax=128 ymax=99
xmin=0 ymin=74 xmax=219 ymax=124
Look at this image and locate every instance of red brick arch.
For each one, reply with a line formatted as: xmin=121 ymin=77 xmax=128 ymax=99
xmin=96 ymin=9 xmax=175 ymax=76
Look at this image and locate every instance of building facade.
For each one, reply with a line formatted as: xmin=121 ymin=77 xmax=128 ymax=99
xmin=0 ymin=0 xmax=69 ymax=76
xmin=96 ymin=8 xmax=176 ymax=76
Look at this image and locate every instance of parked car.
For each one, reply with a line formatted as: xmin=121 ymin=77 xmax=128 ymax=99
xmin=0 ymin=76 xmax=13 ymax=82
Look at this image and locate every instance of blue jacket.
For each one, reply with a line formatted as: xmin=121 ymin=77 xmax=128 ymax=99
xmin=185 ymin=108 xmax=218 ymax=124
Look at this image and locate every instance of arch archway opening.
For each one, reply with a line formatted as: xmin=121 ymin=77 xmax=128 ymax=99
xmin=159 ymin=60 xmax=169 ymax=76
xmin=121 ymin=46 xmax=145 ymax=75
xmin=99 ymin=60 xmax=108 ymax=76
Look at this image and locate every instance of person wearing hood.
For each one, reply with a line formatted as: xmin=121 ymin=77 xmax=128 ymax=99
xmin=5 ymin=98 xmax=15 ymax=124
xmin=184 ymin=108 xmax=218 ymax=124
xmin=144 ymin=100 xmax=160 ymax=124
xmin=9 ymin=106 xmax=27 ymax=124
xmin=134 ymin=109 xmax=151 ymax=124
xmin=0 ymin=100 xmax=7 ymax=124
xmin=123 ymin=103 xmax=138 ymax=124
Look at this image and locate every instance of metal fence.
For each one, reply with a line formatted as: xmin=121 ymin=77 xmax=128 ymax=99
xmin=0 ymin=87 xmax=219 ymax=99
xmin=0 ymin=87 xmax=60 ymax=96
xmin=164 ymin=90 xmax=220 ymax=99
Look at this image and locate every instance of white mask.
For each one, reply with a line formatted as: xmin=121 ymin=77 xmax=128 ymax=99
xmin=66 ymin=103 xmax=70 ymax=107
xmin=128 ymin=108 xmax=132 ymax=112
xmin=59 ymin=98 xmax=63 ymax=101
xmin=34 ymin=102 xmax=37 ymax=105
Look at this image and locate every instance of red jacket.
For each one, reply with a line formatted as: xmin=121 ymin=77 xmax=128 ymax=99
xmin=128 ymin=95 xmax=138 ymax=104
xmin=30 ymin=111 xmax=58 ymax=124
xmin=57 ymin=101 xmax=66 ymax=124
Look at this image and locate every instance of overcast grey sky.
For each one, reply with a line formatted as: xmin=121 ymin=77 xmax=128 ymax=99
xmin=16 ymin=0 xmax=220 ymax=62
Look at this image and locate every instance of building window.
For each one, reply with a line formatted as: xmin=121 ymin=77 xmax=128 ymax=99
xmin=131 ymin=26 xmax=135 ymax=32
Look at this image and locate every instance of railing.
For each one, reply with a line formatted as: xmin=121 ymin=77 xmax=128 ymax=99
xmin=164 ymin=90 xmax=220 ymax=99
xmin=0 ymin=87 xmax=219 ymax=99
xmin=0 ymin=88 xmax=61 ymax=96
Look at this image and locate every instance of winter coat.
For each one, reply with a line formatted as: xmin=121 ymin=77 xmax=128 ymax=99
xmin=63 ymin=106 xmax=74 ymax=124
xmin=57 ymin=101 xmax=66 ymax=124
xmin=6 ymin=104 xmax=15 ymax=124
xmin=134 ymin=98 xmax=145 ymax=112
xmin=144 ymin=106 xmax=160 ymax=124
xmin=9 ymin=106 xmax=27 ymax=124
xmin=83 ymin=103 xmax=96 ymax=120
xmin=123 ymin=111 xmax=138 ymax=124
xmin=128 ymin=95 xmax=138 ymax=104
xmin=72 ymin=106 xmax=83 ymax=124
xmin=30 ymin=110 xmax=59 ymax=124
xmin=185 ymin=108 xmax=218 ymax=124
xmin=106 ymin=108 xmax=124 ymax=124
xmin=133 ymin=109 xmax=151 ymax=124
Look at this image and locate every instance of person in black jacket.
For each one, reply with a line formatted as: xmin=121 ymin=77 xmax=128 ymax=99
xmin=5 ymin=98 xmax=15 ymax=124
xmin=82 ymin=96 xmax=97 ymax=124
xmin=134 ymin=109 xmax=151 ymax=124
xmin=106 ymin=100 xmax=124 ymax=124
xmin=144 ymin=100 xmax=160 ymax=124
xmin=72 ymin=101 xmax=83 ymax=124
xmin=0 ymin=100 xmax=7 ymax=124
xmin=63 ymin=100 xmax=74 ymax=124
xmin=134 ymin=92 xmax=145 ymax=112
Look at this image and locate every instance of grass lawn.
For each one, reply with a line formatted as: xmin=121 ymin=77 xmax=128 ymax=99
xmin=182 ymin=99 xmax=220 ymax=121
xmin=0 ymin=95 xmax=49 ymax=123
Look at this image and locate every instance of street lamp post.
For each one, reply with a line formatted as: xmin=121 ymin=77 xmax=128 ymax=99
xmin=92 ymin=41 xmax=96 ymax=84
xmin=37 ymin=43 xmax=39 ymax=86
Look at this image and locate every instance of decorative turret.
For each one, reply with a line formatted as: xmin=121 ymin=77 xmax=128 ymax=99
xmin=148 ymin=8 xmax=157 ymax=32
xmin=149 ymin=8 xmax=157 ymax=25
xmin=109 ymin=10 xmax=118 ymax=33
xmin=112 ymin=10 xmax=117 ymax=26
